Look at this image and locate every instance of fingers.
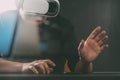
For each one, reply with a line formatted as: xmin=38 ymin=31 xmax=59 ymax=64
xmin=39 ymin=59 xmax=55 ymax=74
xmin=37 ymin=63 xmax=46 ymax=74
xmin=37 ymin=62 xmax=52 ymax=74
xmin=43 ymin=63 xmax=51 ymax=74
xmin=94 ymin=30 xmax=109 ymax=44
xmin=94 ymin=30 xmax=106 ymax=42
xmin=93 ymin=27 xmax=109 ymax=46
xmin=28 ymin=65 xmax=39 ymax=74
xmin=28 ymin=59 xmax=55 ymax=74
xmin=87 ymin=26 xmax=109 ymax=46
xmin=44 ymin=59 xmax=56 ymax=67
xmin=98 ymin=35 xmax=109 ymax=46
xmin=100 ymin=44 xmax=109 ymax=51
xmin=87 ymin=26 xmax=101 ymax=40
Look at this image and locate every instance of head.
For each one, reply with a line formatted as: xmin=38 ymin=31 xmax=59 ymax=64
xmin=16 ymin=0 xmax=60 ymax=25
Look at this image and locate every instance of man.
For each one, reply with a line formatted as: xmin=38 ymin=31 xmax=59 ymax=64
xmin=0 ymin=0 xmax=108 ymax=74
xmin=39 ymin=15 xmax=109 ymax=73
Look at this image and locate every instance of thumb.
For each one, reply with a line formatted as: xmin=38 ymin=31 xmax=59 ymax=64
xmin=78 ymin=39 xmax=85 ymax=50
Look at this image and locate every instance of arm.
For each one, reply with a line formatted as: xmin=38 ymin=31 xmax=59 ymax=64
xmin=75 ymin=26 xmax=109 ymax=73
xmin=0 ymin=58 xmax=56 ymax=74
xmin=75 ymin=60 xmax=93 ymax=73
xmin=0 ymin=58 xmax=22 ymax=72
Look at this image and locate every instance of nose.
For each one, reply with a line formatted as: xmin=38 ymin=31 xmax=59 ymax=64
xmin=36 ymin=16 xmax=47 ymax=25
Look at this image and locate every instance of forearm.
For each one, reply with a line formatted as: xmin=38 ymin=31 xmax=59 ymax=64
xmin=0 ymin=58 xmax=23 ymax=72
xmin=75 ymin=59 xmax=93 ymax=73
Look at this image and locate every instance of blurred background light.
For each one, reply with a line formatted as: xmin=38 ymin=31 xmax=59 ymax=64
xmin=0 ymin=0 xmax=17 ymax=13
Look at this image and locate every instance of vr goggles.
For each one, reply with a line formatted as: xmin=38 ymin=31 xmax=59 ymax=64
xmin=18 ymin=0 xmax=60 ymax=20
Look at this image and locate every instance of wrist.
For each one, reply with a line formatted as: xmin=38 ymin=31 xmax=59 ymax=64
xmin=21 ymin=63 xmax=29 ymax=73
xmin=21 ymin=63 xmax=25 ymax=72
xmin=80 ymin=58 xmax=91 ymax=64
xmin=13 ymin=62 xmax=23 ymax=73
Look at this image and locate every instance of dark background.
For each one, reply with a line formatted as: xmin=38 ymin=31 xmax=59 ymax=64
xmin=59 ymin=0 xmax=120 ymax=72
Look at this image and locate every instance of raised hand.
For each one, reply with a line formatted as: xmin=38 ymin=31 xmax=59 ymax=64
xmin=78 ymin=26 xmax=109 ymax=62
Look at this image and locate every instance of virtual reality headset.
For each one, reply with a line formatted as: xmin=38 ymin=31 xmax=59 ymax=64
xmin=18 ymin=0 xmax=60 ymax=20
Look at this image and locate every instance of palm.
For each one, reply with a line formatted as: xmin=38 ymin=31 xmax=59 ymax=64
xmin=78 ymin=26 xmax=108 ymax=62
xmin=80 ymin=39 xmax=101 ymax=62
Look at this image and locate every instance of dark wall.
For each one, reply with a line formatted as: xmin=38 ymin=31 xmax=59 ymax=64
xmin=59 ymin=0 xmax=120 ymax=72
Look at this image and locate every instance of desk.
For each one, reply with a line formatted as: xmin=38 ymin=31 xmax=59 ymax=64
xmin=0 ymin=72 xmax=120 ymax=80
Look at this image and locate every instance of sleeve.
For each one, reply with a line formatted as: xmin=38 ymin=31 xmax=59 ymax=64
xmin=0 ymin=11 xmax=17 ymax=57
xmin=61 ymin=18 xmax=79 ymax=72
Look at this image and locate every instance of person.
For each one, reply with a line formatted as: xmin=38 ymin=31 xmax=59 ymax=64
xmin=38 ymin=15 xmax=109 ymax=74
xmin=0 ymin=0 xmax=109 ymax=74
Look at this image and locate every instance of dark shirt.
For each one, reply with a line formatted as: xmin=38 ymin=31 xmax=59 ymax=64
xmin=39 ymin=15 xmax=79 ymax=73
